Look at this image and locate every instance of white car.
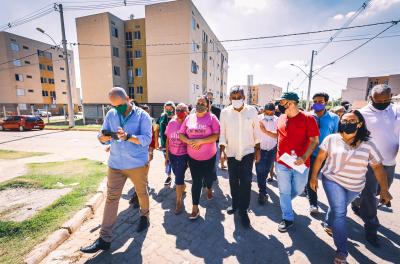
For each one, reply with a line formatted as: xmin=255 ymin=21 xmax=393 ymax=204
xmin=35 ymin=109 xmax=52 ymax=117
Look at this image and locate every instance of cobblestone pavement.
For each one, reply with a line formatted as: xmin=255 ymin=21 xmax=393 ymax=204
xmin=40 ymin=148 xmax=400 ymax=264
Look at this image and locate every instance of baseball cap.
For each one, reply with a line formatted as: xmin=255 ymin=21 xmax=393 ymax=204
xmin=264 ymin=103 xmax=275 ymax=111
xmin=279 ymin=92 xmax=300 ymax=102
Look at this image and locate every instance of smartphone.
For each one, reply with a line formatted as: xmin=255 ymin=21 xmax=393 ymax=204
xmin=101 ymin=130 xmax=119 ymax=140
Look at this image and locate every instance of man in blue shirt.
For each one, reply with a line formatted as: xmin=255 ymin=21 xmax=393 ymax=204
xmin=81 ymin=87 xmax=152 ymax=253
xmin=306 ymin=92 xmax=339 ymax=214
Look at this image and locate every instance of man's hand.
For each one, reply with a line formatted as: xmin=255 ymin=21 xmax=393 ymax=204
xmin=310 ymin=176 xmax=318 ymax=192
xmin=99 ymin=134 xmax=111 ymax=144
xmin=294 ymin=156 xmax=305 ymax=166
xmin=379 ymin=190 xmax=393 ymax=205
xmin=117 ymin=127 xmax=128 ymax=141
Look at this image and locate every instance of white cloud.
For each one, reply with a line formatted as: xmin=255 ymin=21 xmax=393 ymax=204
xmin=345 ymin=11 xmax=356 ymax=18
xmin=233 ymin=0 xmax=268 ymax=14
xmin=333 ymin=14 xmax=344 ymax=20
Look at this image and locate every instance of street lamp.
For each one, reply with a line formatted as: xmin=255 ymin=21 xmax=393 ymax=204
xmin=36 ymin=27 xmax=75 ymax=127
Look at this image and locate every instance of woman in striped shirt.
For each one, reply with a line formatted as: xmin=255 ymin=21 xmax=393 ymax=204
xmin=309 ymin=110 xmax=392 ymax=264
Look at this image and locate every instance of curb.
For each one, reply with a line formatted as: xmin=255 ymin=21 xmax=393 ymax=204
xmin=24 ymin=177 xmax=108 ymax=264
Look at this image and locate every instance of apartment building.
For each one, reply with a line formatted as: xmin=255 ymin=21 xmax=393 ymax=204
xmin=0 ymin=31 xmax=79 ymax=117
xmin=232 ymin=83 xmax=282 ymax=107
xmin=341 ymin=74 xmax=400 ymax=108
xmin=76 ymin=0 xmax=228 ymax=121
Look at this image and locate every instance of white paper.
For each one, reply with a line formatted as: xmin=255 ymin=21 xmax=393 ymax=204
xmin=279 ymin=152 xmax=308 ymax=174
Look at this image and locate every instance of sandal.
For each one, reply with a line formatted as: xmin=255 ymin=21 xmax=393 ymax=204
xmin=175 ymin=202 xmax=183 ymax=215
xmin=188 ymin=208 xmax=200 ymax=220
xmin=207 ymin=188 xmax=213 ymax=200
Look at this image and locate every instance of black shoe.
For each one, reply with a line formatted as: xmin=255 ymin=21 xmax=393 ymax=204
xmin=351 ymin=205 xmax=360 ymax=217
xmin=240 ymin=212 xmax=251 ymax=228
xmin=366 ymin=232 xmax=380 ymax=248
xmin=258 ymin=193 xmax=268 ymax=205
xmin=267 ymin=177 xmax=273 ymax=183
xmin=129 ymin=193 xmax=140 ymax=209
xmin=164 ymin=176 xmax=172 ymax=186
xmin=136 ymin=216 xmax=150 ymax=233
xmin=80 ymin=237 xmax=110 ymax=253
xmin=226 ymin=206 xmax=236 ymax=215
xmin=278 ymin=220 xmax=294 ymax=232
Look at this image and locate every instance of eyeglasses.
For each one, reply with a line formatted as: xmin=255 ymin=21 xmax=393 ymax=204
xmin=340 ymin=120 xmax=359 ymax=125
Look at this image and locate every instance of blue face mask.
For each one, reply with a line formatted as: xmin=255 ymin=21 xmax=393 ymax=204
xmin=312 ymin=103 xmax=325 ymax=112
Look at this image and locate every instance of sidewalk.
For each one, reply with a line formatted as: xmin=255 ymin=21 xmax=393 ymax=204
xmin=42 ymin=150 xmax=400 ymax=263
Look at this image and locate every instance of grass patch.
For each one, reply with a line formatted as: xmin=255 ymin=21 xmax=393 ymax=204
xmin=0 ymin=159 xmax=106 ymax=264
xmin=0 ymin=149 xmax=48 ymax=160
xmin=45 ymin=124 xmax=101 ymax=131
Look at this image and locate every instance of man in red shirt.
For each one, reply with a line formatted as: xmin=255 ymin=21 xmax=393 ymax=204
xmin=275 ymin=92 xmax=319 ymax=232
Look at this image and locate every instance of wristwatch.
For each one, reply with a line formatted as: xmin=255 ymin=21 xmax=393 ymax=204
xmin=125 ymin=133 xmax=132 ymax=141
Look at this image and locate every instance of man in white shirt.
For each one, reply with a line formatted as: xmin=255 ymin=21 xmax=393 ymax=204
xmin=219 ymin=86 xmax=261 ymax=228
xmin=256 ymin=103 xmax=278 ymax=205
xmin=352 ymin=84 xmax=400 ymax=247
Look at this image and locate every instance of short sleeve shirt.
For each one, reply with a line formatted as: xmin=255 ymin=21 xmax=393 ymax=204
xmin=179 ymin=112 xmax=220 ymax=161
xmin=277 ymin=111 xmax=319 ymax=168
xmin=165 ymin=119 xmax=187 ymax=156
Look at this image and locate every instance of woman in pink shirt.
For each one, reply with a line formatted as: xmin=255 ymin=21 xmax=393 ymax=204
xmin=179 ymin=96 xmax=220 ymax=220
xmin=165 ymin=103 xmax=189 ymax=215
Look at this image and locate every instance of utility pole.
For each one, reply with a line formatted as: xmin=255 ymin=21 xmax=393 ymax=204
xmin=306 ymin=50 xmax=316 ymax=111
xmin=57 ymin=3 xmax=75 ymax=127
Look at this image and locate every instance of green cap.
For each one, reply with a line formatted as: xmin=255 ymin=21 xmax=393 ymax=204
xmin=280 ymin=92 xmax=300 ymax=102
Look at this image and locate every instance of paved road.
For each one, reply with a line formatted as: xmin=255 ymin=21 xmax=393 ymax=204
xmin=1 ymin=131 xmax=399 ymax=263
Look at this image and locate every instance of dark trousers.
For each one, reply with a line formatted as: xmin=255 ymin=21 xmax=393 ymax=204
xmin=255 ymin=148 xmax=276 ymax=195
xmin=306 ymin=155 xmax=322 ymax=207
xmin=351 ymin=165 xmax=395 ymax=234
xmin=227 ymin=153 xmax=254 ymax=214
xmin=188 ymin=155 xmax=216 ymax=205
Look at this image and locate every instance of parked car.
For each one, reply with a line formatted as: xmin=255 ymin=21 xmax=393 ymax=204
xmin=0 ymin=115 xmax=45 ymax=131
xmin=34 ymin=109 xmax=52 ymax=117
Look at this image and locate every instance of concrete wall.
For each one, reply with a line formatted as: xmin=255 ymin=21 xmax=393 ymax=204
xmin=257 ymin=84 xmax=282 ymax=107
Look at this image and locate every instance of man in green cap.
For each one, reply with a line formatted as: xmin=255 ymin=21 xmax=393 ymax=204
xmin=275 ymin=92 xmax=319 ymax=232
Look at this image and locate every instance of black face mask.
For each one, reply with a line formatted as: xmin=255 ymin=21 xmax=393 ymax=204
xmin=339 ymin=122 xmax=358 ymax=134
xmin=278 ymin=104 xmax=287 ymax=114
xmin=371 ymin=100 xmax=390 ymax=111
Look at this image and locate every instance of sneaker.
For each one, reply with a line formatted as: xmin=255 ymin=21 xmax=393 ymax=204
xmin=267 ymin=177 xmax=273 ymax=183
xmin=309 ymin=205 xmax=319 ymax=214
xmin=278 ymin=220 xmax=294 ymax=232
xmin=258 ymin=193 xmax=268 ymax=205
xmin=321 ymin=222 xmax=333 ymax=237
xmin=136 ymin=216 xmax=150 ymax=233
xmin=226 ymin=206 xmax=236 ymax=215
xmin=240 ymin=212 xmax=251 ymax=228
xmin=164 ymin=176 xmax=172 ymax=186
xmin=351 ymin=204 xmax=360 ymax=217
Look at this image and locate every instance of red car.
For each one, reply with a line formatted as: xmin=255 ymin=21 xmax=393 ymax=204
xmin=0 ymin=115 xmax=45 ymax=131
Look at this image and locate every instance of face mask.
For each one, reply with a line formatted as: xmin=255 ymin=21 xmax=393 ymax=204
xmin=264 ymin=115 xmax=274 ymax=121
xmin=196 ymin=104 xmax=207 ymax=113
xmin=339 ymin=122 xmax=358 ymax=134
xmin=231 ymin=99 xmax=244 ymax=109
xmin=166 ymin=110 xmax=174 ymax=116
xmin=371 ymin=100 xmax=390 ymax=111
xmin=114 ymin=104 xmax=128 ymax=115
xmin=278 ymin=104 xmax=287 ymax=114
xmin=312 ymin=103 xmax=325 ymax=112
xmin=176 ymin=111 xmax=186 ymax=119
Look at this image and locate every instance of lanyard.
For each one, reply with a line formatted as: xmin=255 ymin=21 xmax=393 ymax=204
xmin=118 ymin=110 xmax=134 ymax=128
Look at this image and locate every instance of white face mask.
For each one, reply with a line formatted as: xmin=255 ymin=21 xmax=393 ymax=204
xmin=231 ymin=99 xmax=244 ymax=109
xmin=264 ymin=115 xmax=274 ymax=121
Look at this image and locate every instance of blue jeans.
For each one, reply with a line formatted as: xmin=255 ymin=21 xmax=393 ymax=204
xmin=275 ymin=162 xmax=309 ymax=221
xmin=323 ymin=177 xmax=359 ymax=257
xmin=169 ymin=153 xmax=188 ymax=185
xmin=255 ymin=147 xmax=276 ymax=195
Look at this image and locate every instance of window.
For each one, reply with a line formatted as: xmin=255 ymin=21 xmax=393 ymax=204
xmin=134 ymin=31 xmax=141 ymax=39
xmin=10 ymin=41 xmax=19 ymax=51
xmin=40 ymin=77 xmax=47 ymax=83
xmin=136 ymin=86 xmax=143 ymax=94
xmin=128 ymin=87 xmax=135 ymax=98
xmin=18 ymin=104 xmax=27 ymax=110
xmin=191 ymin=60 xmax=198 ymax=74
xmin=13 ymin=59 xmax=22 ymax=66
xmin=192 ymin=17 xmax=196 ymax=30
xmin=127 ymin=59 xmax=133 ymax=67
xmin=27 ymin=75 xmax=32 ymax=79
xmin=23 ymin=45 xmax=29 ymax=50
xmin=61 ymin=79 xmax=66 ymax=83
xmin=37 ymin=50 xmax=44 ymax=56
xmin=48 ymin=78 xmax=55 ymax=84
xmin=126 ymin=51 xmax=133 ymax=66
xmin=42 ymin=90 xmax=49 ymax=96
xmin=60 ymin=67 xmax=64 ymax=70
xmin=113 ymin=66 xmax=120 ymax=76
xmin=128 ymin=69 xmax=133 ymax=84
xmin=28 ymin=89 xmax=34 ymax=93
xmin=112 ymin=47 xmax=119 ymax=57
xmin=58 ymin=54 xmax=64 ymax=58
xmin=50 ymin=91 xmax=56 ymax=99
xmin=24 ymin=60 xmax=30 ymax=64
xmin=192 ymin=41 xmax=197 ymax=52
xmin=15 ymin=74 xmax=23 ymax=81
xmin=125 ymin=32 xmax=133 ymax=48
xmin=39 ymin=64 xmax=46 ymax=70
xmin=202 ymin=51 xmax=207 ymax=60
xmin=47 ymin=65 xmax=53 ymax=71
xmin=16 ymin=88 xmax=25 ymax=96
xmin=111 ymin=27 xmax=118 ymax=38
xmin=135 ymin=68 xmax=142 ymax=77
xmin=134 ymin=50 xmax=142 ymax=58
xmin=43 ymin=51 xmax=52 ymax=59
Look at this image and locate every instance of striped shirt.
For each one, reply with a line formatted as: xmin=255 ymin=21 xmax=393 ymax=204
xmin=320 ymin=134 xmax=383 ymax=192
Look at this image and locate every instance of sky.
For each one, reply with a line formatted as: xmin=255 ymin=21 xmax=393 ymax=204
xmin=1 ymin=0 xmax=400 ymax=100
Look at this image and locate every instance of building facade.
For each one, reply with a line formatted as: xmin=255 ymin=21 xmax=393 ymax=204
xmin=232 ymin=83 xmax=282 ymax=107
xmin=76 ymin=0 xmax=228 ymax=121
xmin=341 ymin=74 xmax=400 ymax=108
xmin=0 ymin=31 xmax=79 ymax=117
